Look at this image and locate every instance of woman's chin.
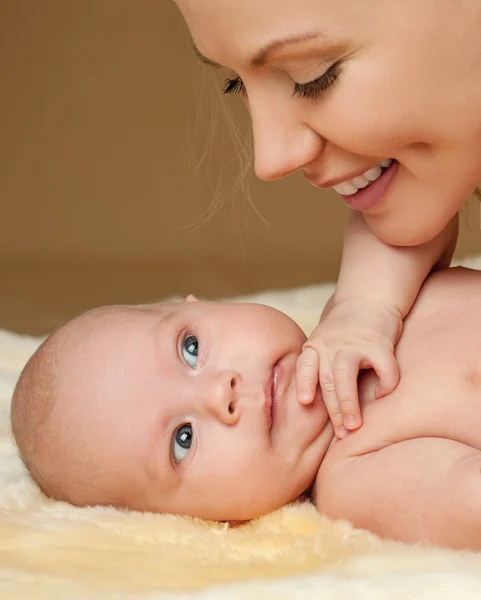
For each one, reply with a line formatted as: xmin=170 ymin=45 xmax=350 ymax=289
xmin=365 ymin=212 xmax=444 ymax=247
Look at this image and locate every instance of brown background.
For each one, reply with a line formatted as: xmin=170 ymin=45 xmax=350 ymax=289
xmin=1 ymin=0 xmax=480 ymax=334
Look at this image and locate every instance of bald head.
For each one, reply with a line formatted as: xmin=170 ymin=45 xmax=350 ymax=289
xmin=10 ymin=306 xmax=137 ymax=506
xmin=11 ymin=328 xmax=64 ymax=498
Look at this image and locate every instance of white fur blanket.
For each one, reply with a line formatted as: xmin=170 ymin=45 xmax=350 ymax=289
xmin=2 ymin=257 xmax=481 ymax=600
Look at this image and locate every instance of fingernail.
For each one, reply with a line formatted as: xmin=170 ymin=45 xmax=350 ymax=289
xmin=344 ymin=415 xmax=357 ymax=429
xmin=338 ymin=426 xmax=348 ymax=439
xmin=299 ymin=392 xmax=310 ymax=402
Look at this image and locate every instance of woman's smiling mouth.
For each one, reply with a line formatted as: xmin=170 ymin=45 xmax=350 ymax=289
xmin=331 ymin=159 xmax=393 ymax=196
xmin=341 ymin=159 xmax=398 ymax=212
xmin=307 ymin=159 xmax=399 ymax=213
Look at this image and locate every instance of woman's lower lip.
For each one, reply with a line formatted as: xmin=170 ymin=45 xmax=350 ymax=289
xmin=341 ymin=160 xmax=398 ymax=212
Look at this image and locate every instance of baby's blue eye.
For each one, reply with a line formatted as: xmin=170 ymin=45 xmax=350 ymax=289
xmin=182 ymin=335 xmax=198 ymax=368
xmin=173 ymin=424 xmax=193 ymax=463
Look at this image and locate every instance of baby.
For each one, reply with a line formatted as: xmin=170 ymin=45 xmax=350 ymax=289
xmin=11 ymin=267 xmax=481 ymax=550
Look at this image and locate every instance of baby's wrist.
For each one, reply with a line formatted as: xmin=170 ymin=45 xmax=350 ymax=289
xmin=331 ymin=297 xmax=403 ymax=342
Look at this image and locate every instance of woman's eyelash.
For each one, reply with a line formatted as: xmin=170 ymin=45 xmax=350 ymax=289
xmin=222 ymin=77 xmax=246 ymax=96
xmin=222 ymin=63 xmax=341 ymax=101
xmin=292 ymin=63 xmax=341 ymax=100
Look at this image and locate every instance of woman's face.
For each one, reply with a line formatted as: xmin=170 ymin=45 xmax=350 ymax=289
xmin=176 ymin=0 xmax=481 ymax=246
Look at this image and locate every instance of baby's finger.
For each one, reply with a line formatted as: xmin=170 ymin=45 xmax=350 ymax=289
xmin=296 ymin=347 xmax=319 ymax=404
xmin=318 ymin=361 xmax=345 ymax=437
xmin=370 ymin=351 xmax=400 ymax=398
xmin=333 ymin=353 xmax=362 ymax=430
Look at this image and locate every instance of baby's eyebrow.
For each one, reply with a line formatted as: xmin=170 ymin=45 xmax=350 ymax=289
xmin=158 ymin=308 xmax=177 ymax=326
xmin=150 ymin=306 xmax=178 ymax=368
xmin=144 ymin=414 xmax=179 ymax=491
xmin=145 ymin=307 xmax=181 ymax=488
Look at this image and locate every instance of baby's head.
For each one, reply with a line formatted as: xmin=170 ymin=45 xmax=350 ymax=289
xmin=11 ymin=298 xmax=331 ymax=521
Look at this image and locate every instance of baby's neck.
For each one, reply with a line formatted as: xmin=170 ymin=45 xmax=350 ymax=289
xmin=304 ymin=421 xmax=336 ymax=502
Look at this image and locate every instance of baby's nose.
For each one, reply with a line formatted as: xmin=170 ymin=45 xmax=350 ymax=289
xmin=205 ymin=371 xmax=240 ymax=425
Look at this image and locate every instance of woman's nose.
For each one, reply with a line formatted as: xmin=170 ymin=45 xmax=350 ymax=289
xmin=249 ymin=95 xmax=324 ymax=181
xmin=204 ymin=371 xmax=240 ymax=425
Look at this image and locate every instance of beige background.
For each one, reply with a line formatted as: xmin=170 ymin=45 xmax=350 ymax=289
xmin=1 ymin=0 xmax=480 ymax=334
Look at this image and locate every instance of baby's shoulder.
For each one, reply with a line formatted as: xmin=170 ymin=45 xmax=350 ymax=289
xmin=410 ymin=266 xmax=480 ymax=319
xmin=314 ymin=436 xmax=481 ymax=547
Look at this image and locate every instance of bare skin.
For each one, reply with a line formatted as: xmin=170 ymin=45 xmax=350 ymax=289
xmin=12 ymin=269 xmax=481 ymax=550
xmin=314 ymin=268 xmax=481 ymax=550
xmin=176 ymin=0 xmax=481 ymax=246
xmin=174 ymin=0 xmax=481 ymax=437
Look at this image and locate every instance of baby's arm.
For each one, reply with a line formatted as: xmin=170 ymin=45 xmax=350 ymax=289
xmin=316 ymin=438 xmax=481 ymax=550
xmin=297 ymin=212 xmax=458 ymax=437
xmin=333 ymin=211 xmax=458 ymax=321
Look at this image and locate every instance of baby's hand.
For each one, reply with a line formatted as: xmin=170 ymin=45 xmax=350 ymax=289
xmin=296 ymin=300 xmax=403 ymax=438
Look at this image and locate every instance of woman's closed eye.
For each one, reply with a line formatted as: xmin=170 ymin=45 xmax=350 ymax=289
xmin=293 ymin=63 xmax=341 ymax=100
xmin=222 ymin=62 xmax=341 ymax=101
xmin=172 ymin=424 xmax=193 ymax=463
xmin=182 ymin=334 xmax=198 ymax=368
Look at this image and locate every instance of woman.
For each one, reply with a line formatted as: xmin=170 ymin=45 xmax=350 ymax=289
xmin=174 ymin=0 xmax=481 ymax=437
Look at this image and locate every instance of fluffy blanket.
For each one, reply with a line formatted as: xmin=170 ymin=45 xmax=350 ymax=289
xmin=2 ymin=257 xmax=481 ymax=600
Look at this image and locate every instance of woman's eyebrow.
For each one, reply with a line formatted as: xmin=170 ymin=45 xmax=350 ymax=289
xmin=250 ymin=32 xmax=324 ymax=67
xmin=192 ymin=31 xmax=324 ymax=70
xmin=192 ymin=42 xmax=221 ymax=69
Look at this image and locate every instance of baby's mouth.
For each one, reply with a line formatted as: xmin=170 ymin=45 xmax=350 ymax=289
xmin=269 ymin=359 xmax=284 ymax=432
xmin=264 ymin=363 xmax=277 ymax=432
xmin=264 ymin=374 xmax=274 ymax=432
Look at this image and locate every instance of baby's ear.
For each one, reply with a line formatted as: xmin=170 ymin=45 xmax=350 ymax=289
xmin=185 ymin=294 xmax=198 ymax=303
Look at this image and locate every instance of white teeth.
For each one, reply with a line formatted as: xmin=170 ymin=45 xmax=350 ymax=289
xmin=332 ymin=159 xmax=393 ymax=196
xmin=352 ymin=175 xmax=370 ymax=189
xmin=333 ymin=181 xmax=359 ymax=196
xmin=364 ymin=165 xmax=382 ymax=182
